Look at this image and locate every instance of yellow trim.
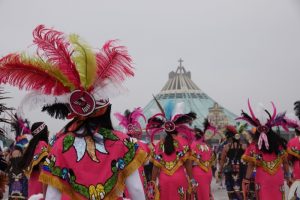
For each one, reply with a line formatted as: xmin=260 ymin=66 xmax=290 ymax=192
xmin=242 ymin=153 xmax=287 ymax=175
xmin=106 ymin=149 xmax=148 ymax=200
xmin=287 ymin=148 xmax=300 ymax=160
xmin=190 ymin=153 xmax=216 ymax=172
xmin=151 ymin=152 xmax=190 ymax=176
xmin=39 ymin=172 xmax=83 ymax=200
xmin=25 ymin=151 xmax=48 ymax=178
xmin=40 ymin=149 xmax=148 ymax=200
xmin=242 ymin=154 xmax=257 ymax=164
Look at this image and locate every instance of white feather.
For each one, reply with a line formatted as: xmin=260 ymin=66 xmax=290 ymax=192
xmin=19 ymin=92 xmax=69 ymax=113
xmin=173 ymin=102 xmax=185 ymax=115
xmin=92 ymin=79 xmax=128 ymax=100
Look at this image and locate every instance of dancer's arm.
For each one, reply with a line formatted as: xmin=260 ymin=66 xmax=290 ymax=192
xmin=125 ymin=169 xmax=145 ymax=200
xmin=151 ymin=165 xmax=159 ymax=181
xmin=45 ymin=185 xmax=62 ymax=200
xmin=218 ymin=144 xmax=228 ymax=174
xmin=184 ymin=159 xmax=193 ymax=180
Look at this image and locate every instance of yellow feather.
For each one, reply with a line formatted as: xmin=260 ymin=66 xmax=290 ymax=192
xmin=68 ymin=34 xmax=97 ymax=89
xmin=21 ymin=54 xmax=75 ymax=90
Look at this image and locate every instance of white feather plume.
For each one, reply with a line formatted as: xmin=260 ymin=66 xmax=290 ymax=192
xmin=19 ymin=91 xmax=69 ymax=113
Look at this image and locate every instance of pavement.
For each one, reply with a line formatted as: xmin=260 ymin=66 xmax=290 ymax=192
xmin=211 ymin=178 xmax=229 ymax=200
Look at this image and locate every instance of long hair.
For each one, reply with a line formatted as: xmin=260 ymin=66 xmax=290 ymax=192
xmin=19 ymin=122 xmax=49 ymax=170
xmin=195 ymin=128 xmax=204 ymax=140
xmin=252 ymin=129 xmax=287 ymax=155
xmin=164 ymin=130 xmax=177 ymax=155
xmin=64 ymin=104 xmax=114 ymax=135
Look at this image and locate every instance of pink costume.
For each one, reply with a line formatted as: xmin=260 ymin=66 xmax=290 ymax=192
xmin=242 ymin=143 xmax=287 ymax=200
xmin=40 ymin=128 xmax=147 ymax=200
xmin=114 ymin=108 xmax=150 ymax=197
xmin=152 ymin=135 xmax=190 ymax=200
xmin=190 ymin=140 xmax=215 ymax=200
xmin=287 ymin=136 xmax=300 ymax=180
xmin=25 ymin=140 xmax=48 ymax=197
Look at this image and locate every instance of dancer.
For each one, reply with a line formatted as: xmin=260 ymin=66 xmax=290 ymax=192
xmin=8 ymin=114 xmax=31 ymax=200
xmin=147 ymin=99 xmax=197 ymax=200
xmin=18 ymin=122 xmax=49 ymax=198
xmin=287 ymin=101 xmax=300 ymax=200
xmin=218 ymin=125 xmax=247 ymax=200
xmin=114 ymin=107 xmax=150 ymax=198
xmin=240 ymin=100 xmax=291 ymax=200
xmin=0 ymin=24 xmax=147 ymax=200
xmin=190 ymin=119 xmax=216 ymax=200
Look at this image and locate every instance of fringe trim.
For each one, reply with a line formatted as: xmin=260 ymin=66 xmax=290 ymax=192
xmin=189 ymin=156 xmax=210 ymax=172
xmin=39 ymin=172 xmax=83 ymax=200
xmin=189 ymin=153 xmax=215 ymax=172
xmin=106 ymin=149 xmax=148 ymax=199
xmin=242 ymin=153 xmax=287 ymax=175
xmin=151 ymin=152 xmax=190 ymax=176
xmin=25 ymin=151 xmax=48 ymax=178
xmin=287 ymin=148 xmax=300 ymax=160
xmin=40 ymin=149 xmax=148 ymax=200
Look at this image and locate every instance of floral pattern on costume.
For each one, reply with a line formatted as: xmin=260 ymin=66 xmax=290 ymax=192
xmin=151 ymin=139 xmax=189 ymax=175
xmin=25 ymin=141 xmax=48 ymax=177
xmin=242 ymin=145 xmax=287 ymax=175
xmin=40 ymin=129 xmax=147 ymax=200
xmin=190 ymin=144 xmax=216 ymax=172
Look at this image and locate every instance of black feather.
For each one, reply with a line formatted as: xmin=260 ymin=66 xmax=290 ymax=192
xmin=147 ymin=117 xmax=164 ymax=129
xmin=173 ymin=112 xmax=197 ymax=125
xmin=153 ymin=95 xmax=165 ymax=116
xmin=203 ymin=118 xmax=210 ymax=133
xmin=42 ymin=103 xmax=70 ymax=119
xmin=294 ymin=101 xmax=300 ymax=120
xmin=240 ymin=110 xmax=260 ymax=126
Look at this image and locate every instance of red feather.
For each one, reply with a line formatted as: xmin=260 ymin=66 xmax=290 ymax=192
xmin=0 ymin=54 xmax=70 ymax=95
xmin=32 ymin=25 xmax=80 ymax=88
xmin=93 ymin=40 xmax=134 ymax=90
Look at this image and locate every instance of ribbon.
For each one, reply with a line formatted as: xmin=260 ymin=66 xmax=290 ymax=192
xmin=258 ymin=132 xmax=269 ymax=150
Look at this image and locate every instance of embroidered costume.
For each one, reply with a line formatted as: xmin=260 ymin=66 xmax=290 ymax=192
xmin=190 ymin=120 xmax=216 ymax=200
xmin=42 ymin=128 xmax=146 ymax=199
xmin=114 ymin=108 xmax=150 ymax=198
xmin=147 ymin=99 xmax=196 ymax=200
xmin=0 ymin=25 xmax=147 ymax=199
xmin=8 ymin=114 xmax=31 ymax=200
xmin=287 ymin=101 xmax=300 ymax=200
xmin=238 ymin=100 xmax=292 ymax=200
xmin=219 ymin=125 xmax=246 ymax=200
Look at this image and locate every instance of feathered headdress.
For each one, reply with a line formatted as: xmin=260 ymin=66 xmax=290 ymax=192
xmin=114 ymin=107 xmax=146 ymax=139
xmin=0 ymin=25 xmax=134 ymax=119
xmin=0 ymin=87 xmax=13 ymax=137
xmin=146 ymin=97 xmax=196 ymax=144
xmin=295 ymin=101 xmax=300 ymax=120
xmin=236 ymin=99 xmax=292 ymax=150
xmin=194 ymin=118 xmax=217 ymax=141
xmin=10 ymin=113 xmax=32 ymax=149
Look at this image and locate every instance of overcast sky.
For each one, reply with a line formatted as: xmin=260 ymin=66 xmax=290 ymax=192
xmin=0 ymin=0 xmax=299 ymax=134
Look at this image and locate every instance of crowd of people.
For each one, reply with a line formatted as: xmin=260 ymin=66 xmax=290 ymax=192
xmin=0 ymin=25 xmax=299 ymax=200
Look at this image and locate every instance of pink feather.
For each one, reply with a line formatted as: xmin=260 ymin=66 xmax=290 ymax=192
xmin=93 ymin=40 xmax=134 ymax=91
xmin=248 ymin=99 xmax=258 ymax=122
xmin=114 ymin=112 xmax=129 ymax=128
xmin=129 ymin=107 xmax=146 ymax=124
xmin=0 ymin=54 xmax=70 ymax=95
xmin=32 ymin=25 xmax=80 ymax=88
